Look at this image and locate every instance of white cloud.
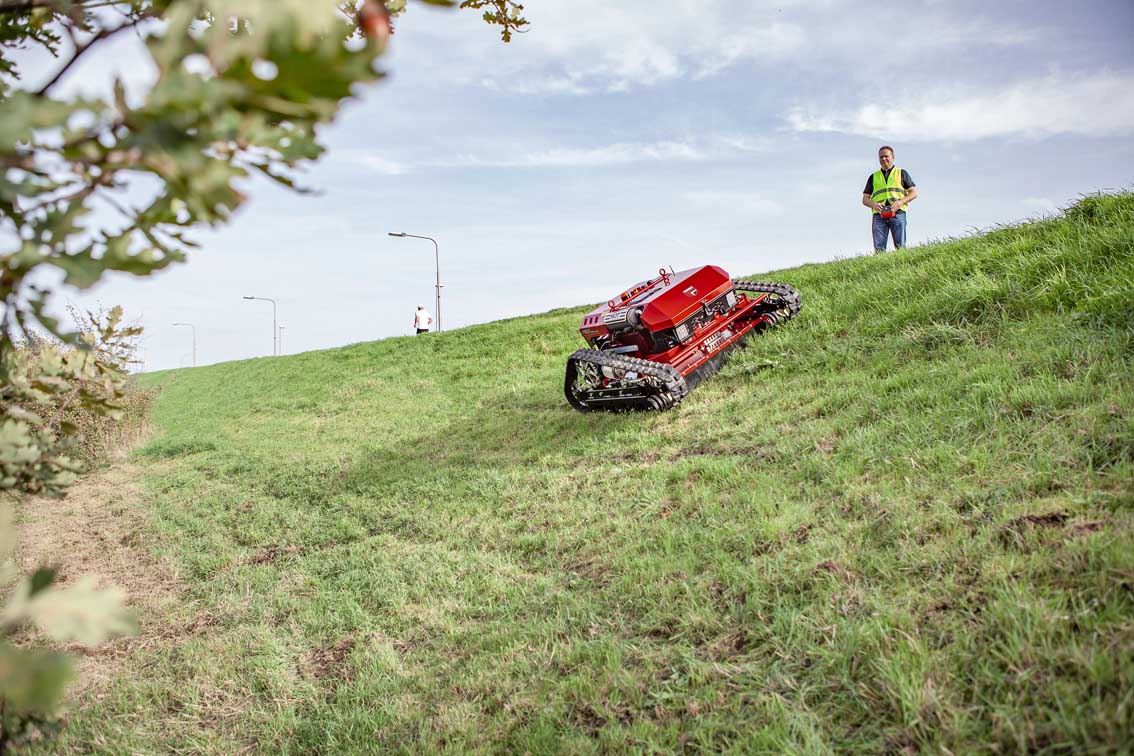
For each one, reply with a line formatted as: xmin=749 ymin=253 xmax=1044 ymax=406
xmin=358 ymin=154 xmax=407 ymax=175
xmin=414 ymin=1 xmax=1046 ymax=96
xmin=460 ymin=2 xmax=807 ymax=94
xmin=481 ymin=73 xmax=592 ymax=96
xmin=331 ymin=150 xmax=407 ymax=175
xmin=429 ymin=133 xmax=777 ymax=170
xmin=438 ymin=140 xmax=706 ymax=168
xmin=787 ymin=72 xmax=1134 ymax=140
xmin=681 ymin=190 xmax=783 ymax=215
xmin=320 ymin=134 xmax=775 ymax=175
xmin=716 ymin=134 xmax=775 ymax=154
xmin=692 ymin=23 xmax=807 ymax=79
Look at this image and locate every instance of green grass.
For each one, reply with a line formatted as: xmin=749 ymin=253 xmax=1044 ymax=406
xmin=35 ymin=194 xmax=1134 ymax=753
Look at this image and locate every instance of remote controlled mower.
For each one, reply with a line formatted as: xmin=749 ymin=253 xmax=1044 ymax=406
xmin=565 ymin=265 xmax=801 ymax=412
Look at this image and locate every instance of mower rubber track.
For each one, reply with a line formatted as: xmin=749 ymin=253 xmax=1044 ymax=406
xmin=564 ymin=349 xmax=688 ymax=412
xmin=565 ymin=279 xmax=801 ymax=412
xmin=731 ymin=279 xmax=803 ymax=325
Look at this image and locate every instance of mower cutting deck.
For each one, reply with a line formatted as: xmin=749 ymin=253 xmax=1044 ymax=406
xmin=564 ymin=265 xmax=801 ymax=412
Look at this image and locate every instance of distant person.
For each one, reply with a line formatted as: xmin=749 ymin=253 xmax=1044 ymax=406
xmin=862 ymin=145 xmax=918 ymax=253
xmin=413 ymin=304 xmax=433 ymax=335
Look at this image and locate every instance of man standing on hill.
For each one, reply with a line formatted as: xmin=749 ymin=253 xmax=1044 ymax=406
xmin=862 ymin=145 xmax=918 ymax=253
xmin=413 ymin=304 xmax=433 ymax=335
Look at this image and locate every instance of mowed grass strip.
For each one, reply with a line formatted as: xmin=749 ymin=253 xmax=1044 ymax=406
xmin=36 ymin=193 xmax=1134 ymax=753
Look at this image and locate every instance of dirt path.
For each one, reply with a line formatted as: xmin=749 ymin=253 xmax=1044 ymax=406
xmin=13 ymin=461 xmax=199 ymax=699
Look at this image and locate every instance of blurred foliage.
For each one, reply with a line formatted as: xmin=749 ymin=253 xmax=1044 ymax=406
xmin=0 ymin=0 xmax=524 ymax=745
xmin=1 ymin=305 xmax=142 ymax=748
xmin=2 ymin=306 xmax=143 ymax=496
xmin=1 ymin=511 xmax=135 ymax=749
xmin=5 ymin=305 xmax=150 ymax=494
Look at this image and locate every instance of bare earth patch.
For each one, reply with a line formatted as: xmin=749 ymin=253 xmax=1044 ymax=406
xmin=305 ymin=637 xmax=356 ymax=682
xmin=14 ymin=461 xmax=199 ymax=700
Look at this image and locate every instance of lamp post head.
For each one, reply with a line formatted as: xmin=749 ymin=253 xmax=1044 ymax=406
xmin=388 ymin=232 xmax=406 ymax=237
xmin=242 ymin=296 xmax=255 ymax=299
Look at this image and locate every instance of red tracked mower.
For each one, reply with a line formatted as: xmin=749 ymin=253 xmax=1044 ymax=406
xmin=565 ymin=265 xmax=801 ymax=412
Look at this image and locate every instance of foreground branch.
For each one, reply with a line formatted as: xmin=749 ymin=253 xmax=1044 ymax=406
xmin=0 ymin=0 xmax=130 ymax=15
xmin=34 ymin=14 xmax=151 ymax=96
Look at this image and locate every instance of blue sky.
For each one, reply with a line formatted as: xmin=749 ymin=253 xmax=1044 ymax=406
xmin=20 ymin=0 xmax=1134 ymax=369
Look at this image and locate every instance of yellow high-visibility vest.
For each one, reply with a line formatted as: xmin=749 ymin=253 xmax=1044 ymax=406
xmin=870 ymin=167 xmax=907 ymax=213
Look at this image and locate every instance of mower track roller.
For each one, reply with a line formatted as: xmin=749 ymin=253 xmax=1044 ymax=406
xmin=564 ymin=348 xmax=688 ymax=413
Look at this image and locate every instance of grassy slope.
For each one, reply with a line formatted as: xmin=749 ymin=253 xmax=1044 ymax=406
xmin=44 ymin=195 xmax=1133 ymax=753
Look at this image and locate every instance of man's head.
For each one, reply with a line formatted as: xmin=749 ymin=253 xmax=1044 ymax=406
xmin=878 ymin=146 xmax=895 ymax=170
xmin=417 ymin=304 xmax=424 ymax=310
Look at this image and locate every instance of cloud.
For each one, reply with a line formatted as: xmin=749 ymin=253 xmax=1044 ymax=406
xmin=481 ymin=73 xmax=592 ymax=96
xmin=430 ymin=133 xmax=775 ymax=169
xmin=787 ymin=72 xmax=1134 ymax=140
xmin=330 ymin=150 xmax=407 ymax=175
xmin=320 ymin=134 xmax=774 ymax=175
xmin=716 ymin=134 xmax=775 ymax=154
xmin=691 ymin=23 xmax=807 ymax=79
xmin=436 ymin=140 xmax=706 ymax=168
xmin=416 ymin=2 xmax=1047 ymax=96
xmin=681 ymin=190 xmax=783 ymax=215
xmin=455 ymin=3 xmax=808 ymax=94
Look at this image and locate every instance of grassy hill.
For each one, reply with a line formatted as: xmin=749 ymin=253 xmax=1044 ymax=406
xmin=42 ymin=194 xmax=1134 ymax=752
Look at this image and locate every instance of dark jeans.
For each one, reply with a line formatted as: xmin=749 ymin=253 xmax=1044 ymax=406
xmin=872 ymin=212 xmax=907 ymax=252
xmin=416 ymin=328 xmax=429 ymax=335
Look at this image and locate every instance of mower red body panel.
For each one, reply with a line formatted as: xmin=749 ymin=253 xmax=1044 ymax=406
xmin=577 ymin=265 xmax=778 ymax=380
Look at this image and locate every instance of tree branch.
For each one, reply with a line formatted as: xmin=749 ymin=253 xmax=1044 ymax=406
xmin=0 ymin=0 xmax=130 ymax=15
xmin=0 ymin=0 xmax=56 ymax=13
xmin=34 ymin=13 xmax=151 ymax=96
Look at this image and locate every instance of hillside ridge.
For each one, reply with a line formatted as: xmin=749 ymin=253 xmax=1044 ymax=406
xmin=50 ymin=192 xmax=1134 ymax=752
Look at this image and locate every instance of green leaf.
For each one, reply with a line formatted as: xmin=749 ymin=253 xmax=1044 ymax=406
xmin=46 ymin=247 xmax=104 ymax=289
xmin=1 ymin=575 xmax=135 ymax=645
xmin=0 ymin=643 xmax=73 ymax=716
xmin=28 ymin=567 xmax=58 ymax=596
xmin=0 ymin=91 xmax=82 ymax=151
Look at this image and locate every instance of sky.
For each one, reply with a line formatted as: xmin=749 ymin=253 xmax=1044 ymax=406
xmin=12 ymin=0 xmax=1134 ymax=370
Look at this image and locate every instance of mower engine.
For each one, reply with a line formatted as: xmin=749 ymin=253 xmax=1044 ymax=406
xmin=564 ymin=265 xmax=800 ymax=411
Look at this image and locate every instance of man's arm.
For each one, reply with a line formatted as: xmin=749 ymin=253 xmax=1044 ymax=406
xmin=893 ymin=186 xmax=918 ymax=210
xmin=863 ymin=193 xmax=883 ymax=212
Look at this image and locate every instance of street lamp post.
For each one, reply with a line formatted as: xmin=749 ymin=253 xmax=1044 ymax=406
xmin=388 ymin=232 xmax=442 ymax=333
xmin=278 ymin=325 xmax=286 ymax=355
xmin=171 ymin=322 xmax=196 ymax=367
xmin=242 ymin=296 xmax=277 ymax=356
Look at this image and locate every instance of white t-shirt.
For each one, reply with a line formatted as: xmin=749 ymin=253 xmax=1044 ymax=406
xmin=414 ymin=309 xmax=432 ymax=330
